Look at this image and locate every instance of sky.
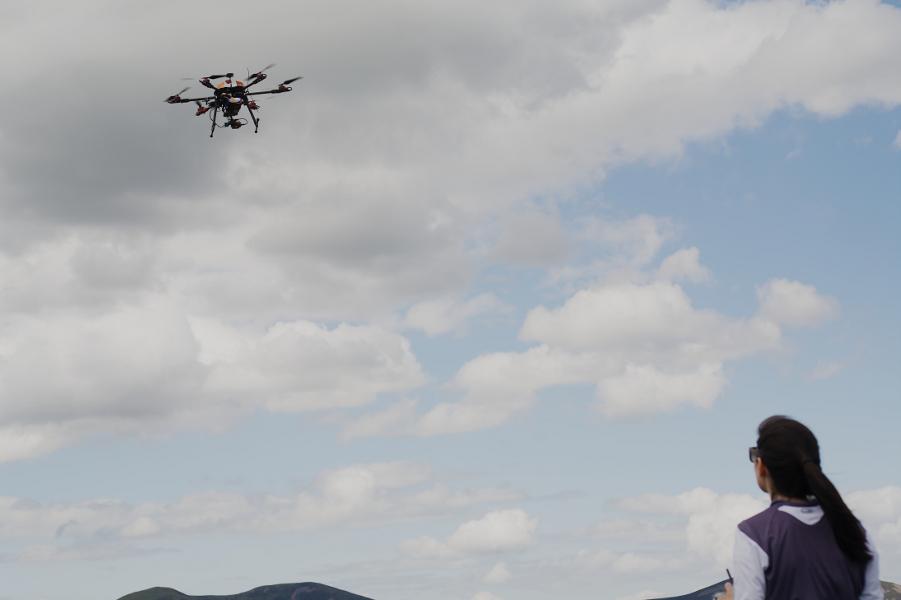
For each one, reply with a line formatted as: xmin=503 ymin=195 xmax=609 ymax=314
xmin=1 ymin=1 xmax=900 ymax=599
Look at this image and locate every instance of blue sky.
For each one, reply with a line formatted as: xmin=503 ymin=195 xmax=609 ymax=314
xmin=1 ymin=2 xmax=901 ymax=600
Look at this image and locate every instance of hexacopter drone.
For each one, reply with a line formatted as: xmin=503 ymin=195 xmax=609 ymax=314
xmin=165 ymin=64 xmax=301 ymax=137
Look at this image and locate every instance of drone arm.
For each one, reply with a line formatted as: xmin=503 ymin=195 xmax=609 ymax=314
xmin=167 ymin=95 xmax=214 ymax=104
xmin=246 ymin=88 xmax=290 ymax=96
xmin=243 ymin=74 xmax=267 ymax=90
xmin=247 ymin=78 xmax=300 ymax=96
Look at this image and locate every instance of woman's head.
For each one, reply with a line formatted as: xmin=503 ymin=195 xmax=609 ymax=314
xmin=754 ymin=415 xmax=820 ymax=499
xmin=751 ymin=415 xmax=872 ymax=564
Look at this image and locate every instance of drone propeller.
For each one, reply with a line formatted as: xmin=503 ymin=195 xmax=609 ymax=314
xmin=204 ymin=72 xmax=234 ymax=80
xmin=164 ymin=86 xmax=190 ymax=102
xmin=248 ymin=63 xmax=276 ymax=79
xmin=281 ymin=76 xmax=303 ymax=85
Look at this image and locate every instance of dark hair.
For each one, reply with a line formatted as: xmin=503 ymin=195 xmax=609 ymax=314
xmin=756 ymin=415 xmax=871 ymax=564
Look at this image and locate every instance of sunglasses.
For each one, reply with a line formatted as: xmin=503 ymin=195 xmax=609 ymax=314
xmin=748 ymin=447 xmax=760 ymax=463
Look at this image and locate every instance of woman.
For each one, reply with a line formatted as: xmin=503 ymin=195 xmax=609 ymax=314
xmin=722 ymin=416 xmax=882 ymax=600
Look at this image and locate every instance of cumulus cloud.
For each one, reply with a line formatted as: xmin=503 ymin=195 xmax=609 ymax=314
xmin=351 ymin=269 xmax=843 ymax=436
xmin=0 ymin=306 xmax=426 ymax=461
xmin=0 ymin=298 xmax=208 ymax=450
xmin=545 ymin=214 xmax=677 ymax=290
xmin=404 ymin=294 xmax=510 ymax=336
xmin=449 ymin=509 xmax=537 ymax=553
xmin=597 ymin=363 xmax=726 ymax=418
xmin=756 ymin=278 xmax=839 ymax=327
xmin=615 ymin=487 xmax=767 ymax=567
xmin=519 ymin=280 xmax=790 ymax=361
xmin=656 ymin=247 xmax=712 ymax=283
xmin=5 ymin=0 xmax=899 ymax=263
xmin=492 ymin=209 xmax=569 ymax=267
xmin=417 ymin=346 xmax=597 ymax=435
xmin=198 ymin=320 xmax=426 ymax=412
xmin=0 ymin=461 xmax=521 ymax=560
xmin=482 ymin=561 xmax=512 ymax=584
xmin=807 ymin=360 xmax=846 ymax=381
xmin=0 ymin=0 xmax=892 ymax=461
xmin=402 ymin=509 xmax=537 ymax=559
xmin=420 ymin=282 xmax=779 ymax=431
xmin=574 ymin=547 xmax=687 ymax=576
xmin=597 ymin=484 xmax=901 ymax=584
xmin=847 ymin=486 xmax=901 ymax=560
xmin=578 ymin=215 xmax=676 ymax=268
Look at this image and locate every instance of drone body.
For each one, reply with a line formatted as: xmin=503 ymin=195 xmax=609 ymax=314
xmin=165 ymin=64 xmax=301 ymax=137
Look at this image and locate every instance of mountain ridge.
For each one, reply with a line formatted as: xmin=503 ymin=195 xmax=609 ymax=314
xmin=116 ymin=578 xmax=901 ymax=600
xmin=116 ymin=582 xmax=373 ymax=600
xmin=650 ymin=579 xmax=901 ymax=600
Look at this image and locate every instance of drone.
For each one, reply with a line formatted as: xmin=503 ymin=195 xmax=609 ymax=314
xmin=165 ymin=64 xmax=301 ymax=137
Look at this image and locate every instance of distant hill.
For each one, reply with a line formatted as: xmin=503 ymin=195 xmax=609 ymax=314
xmin=116 ymin=582 xmax=373 ymax=600
xmin=118 ymin=579 xmax=901 ymax=600
xmin=650 ymin=579 xmax=901 ymax=599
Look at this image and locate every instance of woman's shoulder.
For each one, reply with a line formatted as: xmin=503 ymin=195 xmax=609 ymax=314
xmin=737 ymin=502 xmax=779 ymax=536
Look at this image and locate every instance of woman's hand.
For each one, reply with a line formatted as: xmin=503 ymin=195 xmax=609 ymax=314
xmin=714 ymin=582 xmax=734 ymax=600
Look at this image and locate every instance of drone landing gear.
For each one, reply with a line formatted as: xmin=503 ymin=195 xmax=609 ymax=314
xmin=245 ymin=102 xmax=260 ymax=133
xmin=209 ymin=105 xmax=219 ymax=138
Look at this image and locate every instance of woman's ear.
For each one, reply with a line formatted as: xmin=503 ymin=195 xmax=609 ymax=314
xmin=755 ymin=458 xmax=767 ymax=479
xmin=754 ymin=458 xmax=770 ymax=494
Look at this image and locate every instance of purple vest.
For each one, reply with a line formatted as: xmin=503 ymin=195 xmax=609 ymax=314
xmin=738 ymin=501 xmax=865 ymax=600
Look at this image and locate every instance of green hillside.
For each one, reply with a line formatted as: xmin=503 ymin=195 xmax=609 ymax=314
xmin=117 ymin=583 xmax=373 ymax=600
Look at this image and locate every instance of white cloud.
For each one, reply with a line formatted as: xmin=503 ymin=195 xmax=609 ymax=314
xmin=579 ymin=214 xmax=675 ymax=268
xmin=591 ymin=517 xmax=683 ymax=544
xmin=847 ymin=486 xmax=901 ymax=558
xmin=610 ymin=552 xmax=684 ymax=574
xmin=893 ymin=129 xmax=901 ymax=149
xmin=472 ymin=592 xmax=504 ymax=600
xmin=573 ymin=547 xmax=686 ymax=575
xmin=0 ymin=462 xmax=521 ymax=558
xmin=415 ymin=346 xmax=596 ymax=436
xmin=520 ymin=282 xmax=778 ymax=357
xmin=807 ymin=360 xmax=846 ymax=381
xmin=0 ymin=297 xmax=209 ymax=462
xmin=341 ymin=398 xmax=421 ymax=440
xmin=656 ymin=247 xmax=712 ymax=283
xmin=355 ymin=272 xmax=841 ymax=435
xmin=603 ymin=485 xmax=901 ymax=578
xmin=404 ymin=294 xmax=510 ymax=336
xmin=449 ymin=509 xmax=537 ymax=553
xmin=403 ymin=509 xmax=537 ymax=559
xmin=756 ymin=278 xmax=839 ymax=327
xmin=482 ymin=561 xmax=512 ymax=584
xmin=597 ymin=362 xmax=726 ymax=418
xmin=0 ymin=306 xmax=425 ymax=461
xmin=616 ymin=487 xmax=768 ymax=567
xmin=0 ymin=0 xmax=890 ymax=462
xmin=492 ymin=209 xmax=569 ymax=267
xmin=199 ymin=320 xmax=426 ymax=413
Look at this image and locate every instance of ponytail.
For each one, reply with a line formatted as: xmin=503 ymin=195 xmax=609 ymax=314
xmin=801 ymin=458 xmax=872 ymax=563
xmin=757 ymin=416 xmax=872 ymax=564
